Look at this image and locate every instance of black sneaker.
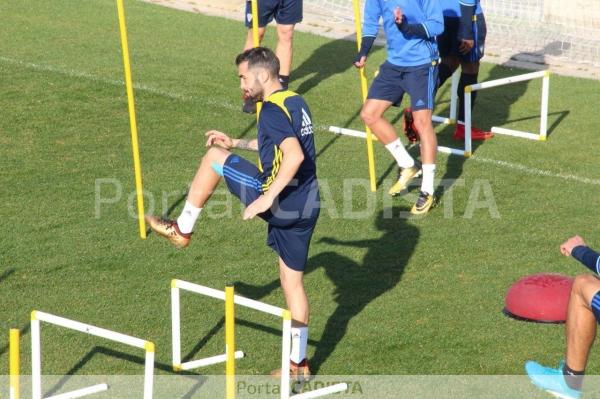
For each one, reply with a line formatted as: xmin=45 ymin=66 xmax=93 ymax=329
xmin=411 ymin=191 xmax=436 ymax=214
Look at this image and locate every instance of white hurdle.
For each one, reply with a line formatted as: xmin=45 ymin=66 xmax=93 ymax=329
xmin=171 ymin=279 xmax=348 ymax=399
xmin=31 ymin=310 xmax=155 ymax=399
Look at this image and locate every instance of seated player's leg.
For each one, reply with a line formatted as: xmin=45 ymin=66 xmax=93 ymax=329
xmin=273 ymin=0 xmax=302 ymax=89
xmin=145 ymin=146 xmax=232 ymax=248
xmin=565 ymin=274 xmax=600 ymax=373
xmin=404 ymin=65 xmax=438 ymax=214
xmin=525 ymin=274 xmax=600 ymax=399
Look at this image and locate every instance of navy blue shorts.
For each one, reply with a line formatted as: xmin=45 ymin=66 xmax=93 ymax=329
xmin=591 ymin=290 xmax=600 ymax=323
xmin=438 ymin=15 xmax=487 ymax=63
xmin=222 ymin=154 xmax=319 ymax=271
xmin=367 ymin=61 xmax=438 ymax=111
xmin=245 ymin=0 xmax=303 ymax=27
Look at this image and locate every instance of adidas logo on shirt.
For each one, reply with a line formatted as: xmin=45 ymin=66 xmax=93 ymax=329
xmin=301 ymin=108 xmax=314 ymax=137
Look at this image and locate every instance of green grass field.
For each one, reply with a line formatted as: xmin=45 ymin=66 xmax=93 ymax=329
xmin=2 ymin=0 xmax=600 ymax=392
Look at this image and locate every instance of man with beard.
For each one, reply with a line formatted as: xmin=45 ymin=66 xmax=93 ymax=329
xmin=145 ymin=47 xmax=319 ymax=379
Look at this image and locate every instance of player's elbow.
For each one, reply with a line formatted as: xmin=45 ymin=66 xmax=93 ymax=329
xmin=428 ymin=21 xmax=444 ymax=37
xmin=293 ymin=151 xmax=305 ymax=166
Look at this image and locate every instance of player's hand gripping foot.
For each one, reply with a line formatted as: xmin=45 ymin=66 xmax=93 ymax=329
xmin=388 ymin=162 xmax=422 ymax=196
xmin=411 ymin=191 xmax=436 ymax=215
xmin=145 ymin=215 xmax=191 ymax=248
xmin=271 ymin=359 xmax=311 ymax=382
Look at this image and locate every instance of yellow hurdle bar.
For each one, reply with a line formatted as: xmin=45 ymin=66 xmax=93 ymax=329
xmin=352 ymin=0 xmax=377 ymax=192
xmin=116 ymin=0 xmax=146 ymax=239
xmin=225 ymin=286 xmax=236 ymax=399
xmin=10 ymin=328 xmax=20 ymax=399
xmin=250 ymin=0 xmax=263 ymax=116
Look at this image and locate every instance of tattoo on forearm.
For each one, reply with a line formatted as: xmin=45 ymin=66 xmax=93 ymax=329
xmin=235 ymin=139 xmax=257 ymax=151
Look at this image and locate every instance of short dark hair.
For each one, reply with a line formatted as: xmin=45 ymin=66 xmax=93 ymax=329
xmin=235 ymin=47 xmax=280 ymax=78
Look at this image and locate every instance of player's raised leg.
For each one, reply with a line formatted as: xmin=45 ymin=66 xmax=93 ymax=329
xmin=145 ymin=146 xmax=230 ymax=248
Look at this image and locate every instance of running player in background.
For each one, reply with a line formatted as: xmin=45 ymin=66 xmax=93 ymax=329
xmin=354 ymin=0 xmax=443 ymax=214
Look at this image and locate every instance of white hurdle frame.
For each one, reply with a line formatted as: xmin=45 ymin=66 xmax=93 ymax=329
xmin=31 ymin=310 xmax=154 ymax=399
xmin=463 ymin=70 xmax=550 ymax=155
xmin=171 ymin=279 xmax=348 ymax=399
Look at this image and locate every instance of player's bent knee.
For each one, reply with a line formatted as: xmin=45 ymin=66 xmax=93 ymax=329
xmin=276 ymin=24 xmax=295 ymax=39
xmin=573 ymin=274 xmax=599 ymax=291
xmin=573 ymin=274 xmax=600 ymax=308
xmin=412 ymin=113 xmax=433 ymax=133
xmin=360 ymin=108 xmax=378 ymax=126
xmin=204 ymin=146 xmax=230 ymax=164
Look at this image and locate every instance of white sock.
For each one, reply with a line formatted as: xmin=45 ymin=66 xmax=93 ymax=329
xmin=176 ymin=201 xmax=202 ymax=234
xmin=421 ymin=164 xmax=436 ymax=195
xmin=290 ymin=326 xmax=308 ymax=364
xmin=385 ymin=139 xmax=414 ymax=169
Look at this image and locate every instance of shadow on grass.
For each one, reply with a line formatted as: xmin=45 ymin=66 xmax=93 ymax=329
xmin=45 ymin=346 xmax=205 ymax=399
xmin=293 ymin=35 xmax=382 ymax=96
xmin=0 ymin=268 xmax=15 ymax=286
xmin=182 ymin=316 xmax=225 ymax=363
xmin=233 ymin=208 xmax=419 ymax=374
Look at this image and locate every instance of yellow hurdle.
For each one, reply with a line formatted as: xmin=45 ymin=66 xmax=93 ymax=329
xmin=116 ymin=0 xmax=147 ymax=239
xmin=10 ymin=328 xmax=20 ymax=399
xmin=250 ymin=0 xmax=263 ymax=116
xmin=352 ymin=0 xmax=377 ymax=192
xmin=225 ymin=286 xmax=235 ymax=399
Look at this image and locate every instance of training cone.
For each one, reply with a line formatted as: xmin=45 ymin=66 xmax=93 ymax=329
xmin=504 ymin=273 xmax=574 ymax=323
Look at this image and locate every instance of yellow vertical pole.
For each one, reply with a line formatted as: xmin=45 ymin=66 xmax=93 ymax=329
xmin=352 ymin=0 xmax=377 ymax=192
xmin=225 ymin=285 xmax=235 ymax=399
xmin=250 ymin=0 xmax=262 ymax=116
xmin=116 ymin=0 xmax=147 ymax=239
xmin=10 ymin=328 xmax=20 ymax=399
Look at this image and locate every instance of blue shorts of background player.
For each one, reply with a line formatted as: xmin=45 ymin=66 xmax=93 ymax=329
xmin=438 ymin=14 xmax=486 ymax=63
xmin=367 ymin=61 xmax=439 ymax=112
xmin=222 ymin=154 xmax=320 ymax=272
xmin=245 ymin=0 xmax=303 ymax=27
